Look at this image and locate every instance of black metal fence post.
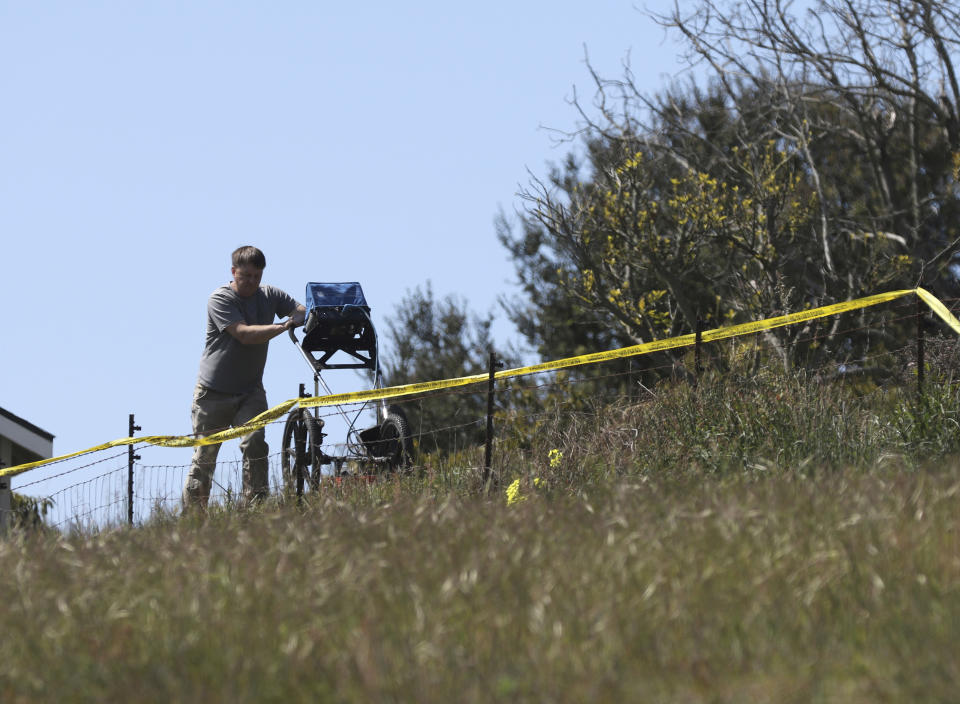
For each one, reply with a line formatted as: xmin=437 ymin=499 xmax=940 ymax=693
xmin=297 ymin=383 xmax=307 ymax=501
xmin=917 ymin=296 xmax=925 ymax=399
xmin=127 ymin=413 xmax=141 ymax=526
xmin=483 ymin=351 xmax=503 ymax=491
xmin=0 ymin=470 xmax=10 ymax=537
xmin=695 ymin=317 xmax=704 ymax=385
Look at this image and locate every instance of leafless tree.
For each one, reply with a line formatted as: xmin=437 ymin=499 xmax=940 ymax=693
xmin=653 ymin=0 xmax=960 ymax=270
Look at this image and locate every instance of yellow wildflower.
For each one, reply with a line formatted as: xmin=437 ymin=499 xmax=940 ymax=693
xmin=505 ymin=478 xmax=526 ymax=506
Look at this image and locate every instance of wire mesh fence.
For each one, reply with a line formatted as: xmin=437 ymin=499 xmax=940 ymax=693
xmin=5 ymin=295 xmax=960 ymax=532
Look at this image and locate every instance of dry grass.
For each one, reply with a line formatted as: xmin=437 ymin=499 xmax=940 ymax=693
xmin=3 ymin=370 xmax=960 ymax=702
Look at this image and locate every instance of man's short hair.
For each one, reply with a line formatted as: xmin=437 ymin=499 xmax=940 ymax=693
xmin=232 ymin=246 xmax=266 ymax=270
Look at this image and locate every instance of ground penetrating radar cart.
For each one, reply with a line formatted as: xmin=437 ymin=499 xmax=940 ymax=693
xmin=280 ymin=282 xmax=413 ymax=494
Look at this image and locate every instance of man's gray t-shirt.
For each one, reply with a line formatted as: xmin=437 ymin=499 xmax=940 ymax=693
xmin=197 ymin=284 xmax=299 ymax=393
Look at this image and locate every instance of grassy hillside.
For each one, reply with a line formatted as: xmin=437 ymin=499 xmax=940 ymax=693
xmin=3 ymin=366 xmax=960 ymax=703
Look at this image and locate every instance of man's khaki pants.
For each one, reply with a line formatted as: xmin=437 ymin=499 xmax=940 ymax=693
xmin=182 ymin=384 xmax=270 ymax=509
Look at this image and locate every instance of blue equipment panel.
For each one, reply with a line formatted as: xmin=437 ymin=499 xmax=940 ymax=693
xmin=300 ymin=282 xmax=376 ymax=368
xmin=305 ymin=282 xmax=369 ymax=312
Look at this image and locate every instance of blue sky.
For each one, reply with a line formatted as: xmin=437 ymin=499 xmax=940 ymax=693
xmin=2 ymin=1 xmax=690 ymax=489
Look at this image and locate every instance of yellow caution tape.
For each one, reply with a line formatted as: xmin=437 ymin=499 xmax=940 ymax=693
xmin=140 ymin=399 xmax=299 ymax=448
xmin=298 ymin=288 xmax=942 ymax=407
xmin=297 ymin=372 xmax=491 ymax=408
xmin=0 ymin=438 xmax=141 ymax=477
xmin=917 ymin=288 xmax=960 ymax=335
xmin=0 ymin=400 xmax=302 ymax=477
xmin=3 ymin=288 xmax=958 ymax=478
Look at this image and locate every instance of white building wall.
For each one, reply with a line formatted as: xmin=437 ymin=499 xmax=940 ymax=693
xmin=0 ymin=415 xmax=52 ymax=459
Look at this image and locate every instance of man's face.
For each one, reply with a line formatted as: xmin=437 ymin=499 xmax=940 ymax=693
xmin=231 ymin=265 xmax=263 ymax=298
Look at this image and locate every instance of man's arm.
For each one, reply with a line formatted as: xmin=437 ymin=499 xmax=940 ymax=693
xmin=289 ymin=303 xmax=306 ymax=325
xmin=226 ymin=305 xmax=305 ymax=345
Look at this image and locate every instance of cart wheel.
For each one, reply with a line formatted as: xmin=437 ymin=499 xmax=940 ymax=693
xmin=281 ymin=409 xmax=324 ymax=494
xmin=380 ymin=405 xmax=414 ymax=472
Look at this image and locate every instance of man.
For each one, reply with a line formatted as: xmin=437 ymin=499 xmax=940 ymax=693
xmin=183 ymin=246 xmax=306 ymax=509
